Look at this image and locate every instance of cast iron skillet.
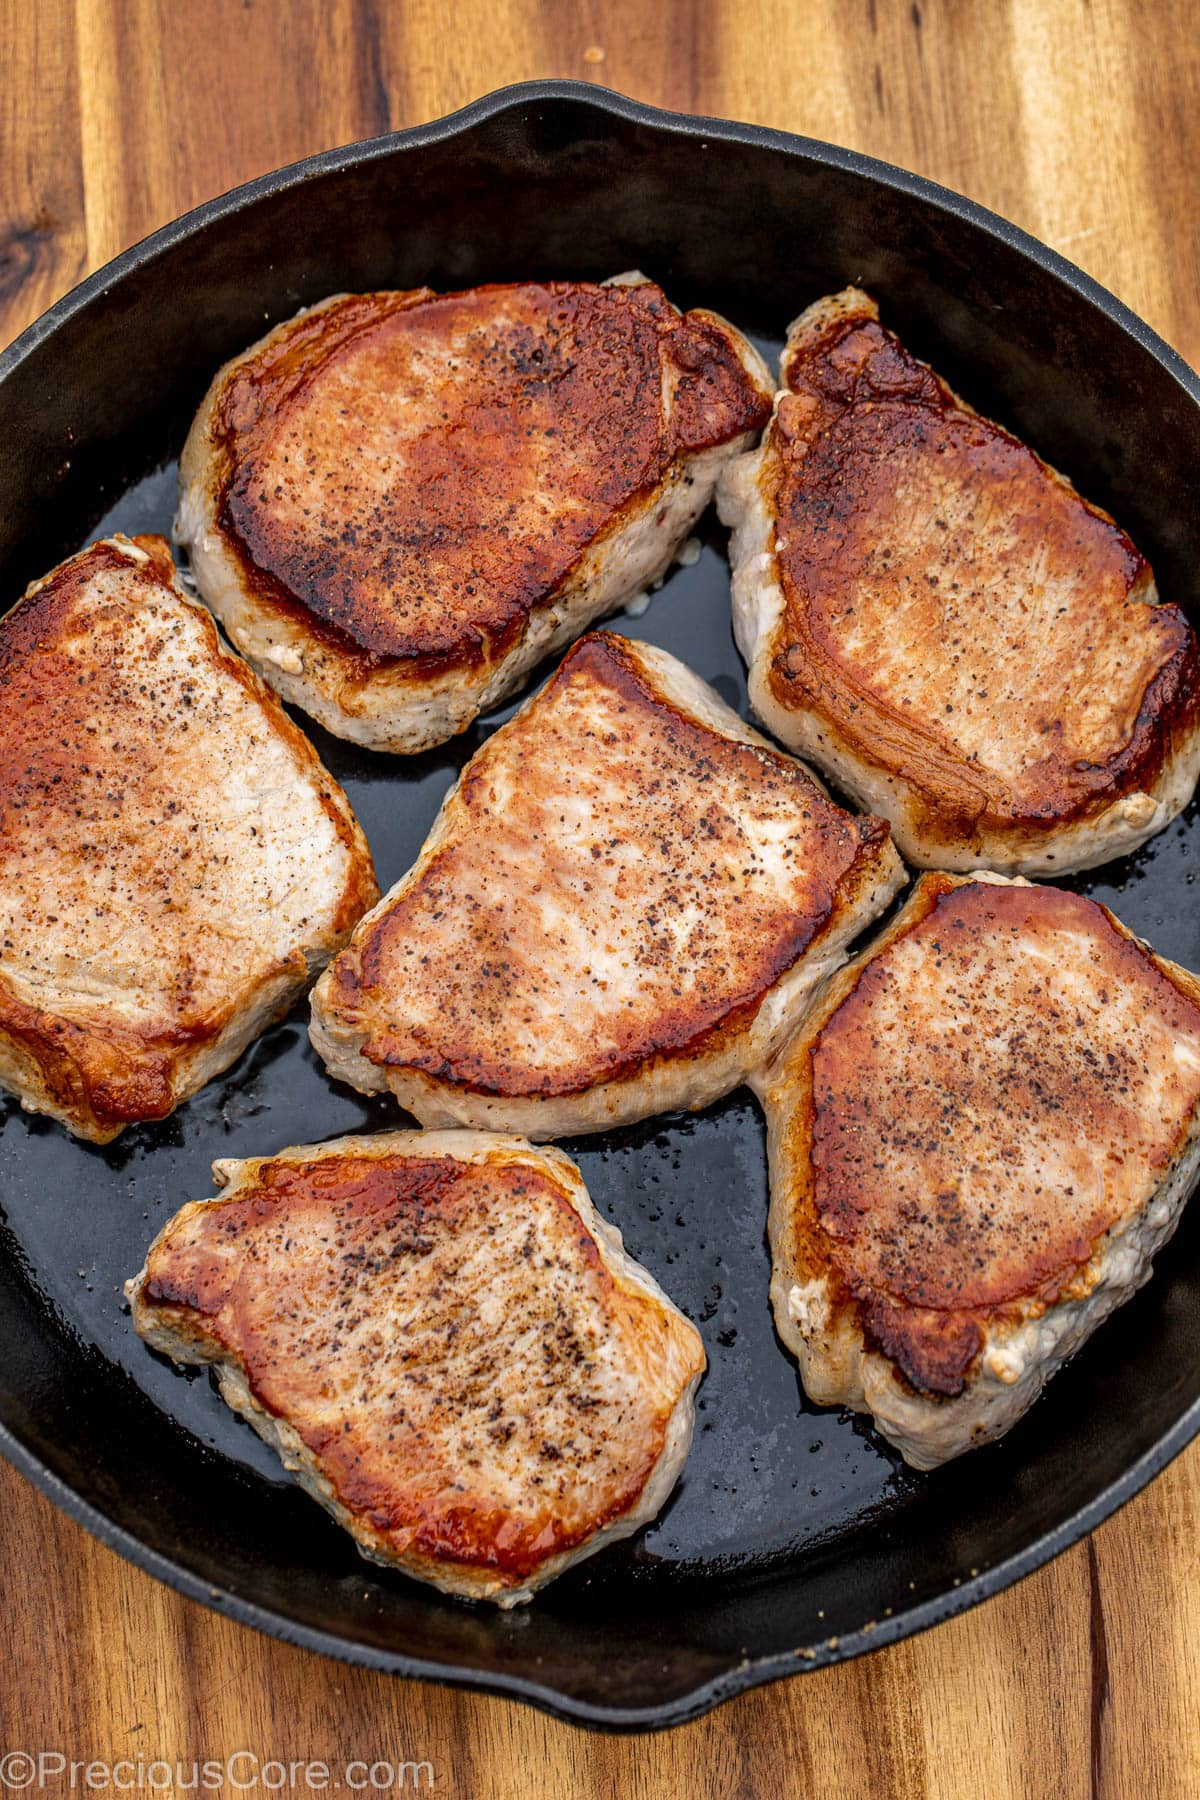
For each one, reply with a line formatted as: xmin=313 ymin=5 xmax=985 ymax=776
xmin=1 ymin=80 xmax=1199 ymax=1733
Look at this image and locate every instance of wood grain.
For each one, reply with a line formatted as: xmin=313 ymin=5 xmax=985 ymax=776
xmin=2 ymin=1 xmax=1200 ymax=1794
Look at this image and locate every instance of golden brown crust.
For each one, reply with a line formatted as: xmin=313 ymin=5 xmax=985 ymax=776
xmin=0 ymin=536 xmax=378 ymax=1141
xmin=318 ymin=631 xmax=897 ymax=1104
xmin=208 ymin=281 xmax=771 ymax=676
xmin=133 ymin=1138 xmax=705 ymax=1587
xmin=772 ymin=874 xmax=1200 ymax=1396
xmin=761 ymin=291 xmax=1200 ymax=846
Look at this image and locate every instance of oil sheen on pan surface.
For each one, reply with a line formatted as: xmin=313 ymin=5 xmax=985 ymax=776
xmin=1 ymin=84 xmax=1200 ymax=1729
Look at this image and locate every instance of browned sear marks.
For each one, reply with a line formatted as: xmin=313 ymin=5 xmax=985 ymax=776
xmin=213 ymin=280 xmax=770 ymax=672
xmin=791 ymin=878 xmax=1200 ymax=1394
xmin=765 ymin=291 xmax=1199 ymax=838
xmin=0 ymin=535 xmax=376 ymax=1140
xmin=135 ymin=1141 xmax=703 ymax=1585
xmin=321 ymin=631 xmax=893 ymax=1100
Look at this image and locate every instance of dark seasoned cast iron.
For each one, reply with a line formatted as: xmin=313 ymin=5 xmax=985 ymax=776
xmin=1 ymin=82 xmax=1199 ymax=1731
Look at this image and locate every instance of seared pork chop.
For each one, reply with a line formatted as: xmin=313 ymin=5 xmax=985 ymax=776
xmin=718 ymin=288 xmax=1200 ymax=875
xmin=310 ymin=631 xmax=905 ymax=1138
xmin=757 ymin=871 xmax=1200 ymax=1467
xmin=0 ymin=535 xmax=377 ymax=1143
xmin=177 ymin=276 xmax=773 ymax=753
xmin=126 ymin=1130 xmax=706 ymax=1605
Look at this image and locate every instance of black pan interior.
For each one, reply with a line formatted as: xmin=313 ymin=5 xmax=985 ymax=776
xmin=1 ymin=84 xmax=1199 ymax=1730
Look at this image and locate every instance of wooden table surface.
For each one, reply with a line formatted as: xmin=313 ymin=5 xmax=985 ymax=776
xmin=3 ymin=2 xmax=1200 ymax=1795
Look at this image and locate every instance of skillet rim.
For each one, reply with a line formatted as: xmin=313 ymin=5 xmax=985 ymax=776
xmin=2 ymin=75 xmax=1199 ymax=1732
